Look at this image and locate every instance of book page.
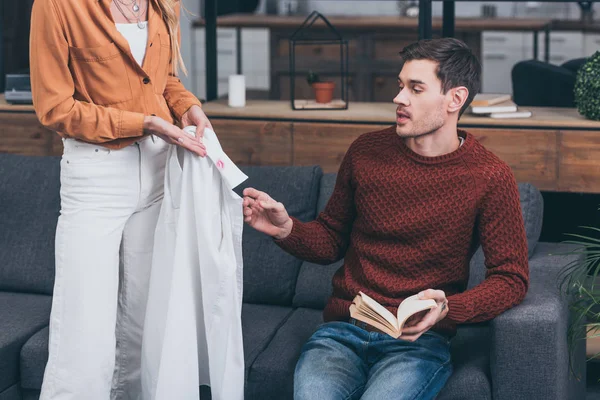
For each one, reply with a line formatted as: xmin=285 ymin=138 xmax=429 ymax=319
xmin=357 ymin=291 xmax=399 ymax=330
xmin=349 ymin=304 xmax=399 ymax=338
xmin=396 ymin=295 xmax=437 ymax=333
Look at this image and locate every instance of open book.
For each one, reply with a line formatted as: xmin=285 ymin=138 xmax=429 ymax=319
xmin=349 ymin=291 xmax=437 ymax=338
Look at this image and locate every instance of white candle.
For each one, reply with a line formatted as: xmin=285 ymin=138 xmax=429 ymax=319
xmin=228 ymin=75 xmax=246 ymax=108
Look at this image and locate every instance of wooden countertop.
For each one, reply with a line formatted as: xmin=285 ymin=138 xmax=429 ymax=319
xmin=203 ymin=100 xmax=600 ymax=130
xmin=0 ymin=95 xmax=35 ymax=113
xmin=192 ymin=14 xmax=552 ymax=32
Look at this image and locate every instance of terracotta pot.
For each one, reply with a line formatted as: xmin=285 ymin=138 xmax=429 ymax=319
xmin=312 ymin=81 xmax=335 ymax=104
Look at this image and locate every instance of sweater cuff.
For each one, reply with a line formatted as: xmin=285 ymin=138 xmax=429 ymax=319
xmin=118 ymin=110 xmax=145 ymax=139
xmin=273 ymin=216 xmax=307 ymax=253
xmin=446 ymin=294 xmax=474 ymax=324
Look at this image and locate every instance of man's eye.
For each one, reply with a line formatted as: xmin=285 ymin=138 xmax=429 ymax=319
xmin=413 ymin=88 xmax=422 ymax=94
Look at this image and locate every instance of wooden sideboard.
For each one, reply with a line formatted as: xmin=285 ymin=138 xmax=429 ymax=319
xmin=2 ymin=96 xmax=600 ymax=194
xmin=201 ymin=100 xmax=600 ymax=194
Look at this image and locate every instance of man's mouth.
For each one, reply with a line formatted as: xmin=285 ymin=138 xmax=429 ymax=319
xmin=397 ymin=110 xmax=410 ymax=123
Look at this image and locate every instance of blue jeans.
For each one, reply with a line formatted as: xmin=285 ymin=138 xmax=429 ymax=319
xmin=294 ymin=322 xmax=452 ymax=400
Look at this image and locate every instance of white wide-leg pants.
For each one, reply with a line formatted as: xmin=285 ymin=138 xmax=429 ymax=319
xmin=40 ymin=136 xmax=169 ymax=400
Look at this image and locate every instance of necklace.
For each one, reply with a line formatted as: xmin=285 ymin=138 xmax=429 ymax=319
xmin=115 ymin=0 xmax=140 ymax=13
xmin=114 ymin=0 xmax=147 ymax=29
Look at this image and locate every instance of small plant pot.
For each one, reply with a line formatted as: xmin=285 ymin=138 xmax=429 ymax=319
xmin=311 ymin=81 xmax=335 ymax=104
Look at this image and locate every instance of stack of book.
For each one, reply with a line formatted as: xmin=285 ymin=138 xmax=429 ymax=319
xmin=468 ymin=93 xmax=532 ymax=119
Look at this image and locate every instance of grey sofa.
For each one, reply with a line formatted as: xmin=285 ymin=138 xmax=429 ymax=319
xmin=0 ymin=153 xmax=587 ymax=400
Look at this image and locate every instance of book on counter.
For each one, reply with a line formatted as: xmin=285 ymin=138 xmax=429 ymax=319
xmin=470 ymin=93 xmax=512 ymax=107
xmin=470 ymin=99 xmax=518 ymax=114
xmin=349 ymin=291 xmax=437 ymax=338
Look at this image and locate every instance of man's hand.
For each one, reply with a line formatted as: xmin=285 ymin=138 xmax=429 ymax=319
xmin=242 ymin=188 xmax=293 ymax=239
xmin=181 ymin=105 xmax=213 ymax=141
xmin=399 ymin=289 xmax=448 ymax=342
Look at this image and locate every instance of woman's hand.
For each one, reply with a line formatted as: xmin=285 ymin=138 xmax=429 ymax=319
xmin=143 ymin=115 xmax=206 ymax=157
xmin=181 ymin=105 xmax=213 ymax=141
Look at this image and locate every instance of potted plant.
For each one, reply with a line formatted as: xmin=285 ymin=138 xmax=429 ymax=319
xmin=307 ymin=71 xmax=335 ymax=104
xmin=574 ymin=51 xmax=600 ymax=121
xmin=560 ymin=206 xmax=600 ymax=371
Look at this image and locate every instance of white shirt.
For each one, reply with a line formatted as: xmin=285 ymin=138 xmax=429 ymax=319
xmin=141 ymin=128 xmax=246 ymax=400
xmin=115 ymin=22 xmax=148 ymax=67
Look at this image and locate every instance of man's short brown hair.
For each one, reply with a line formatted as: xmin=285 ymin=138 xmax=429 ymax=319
xmin=399 ymin=38 xmax=482 ymax=116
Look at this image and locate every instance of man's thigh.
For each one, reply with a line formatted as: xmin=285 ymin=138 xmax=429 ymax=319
xmin=361 ymin=331 xmax=453 ymax=400
xmin=294 ymin=322 xmax=370 ymax=400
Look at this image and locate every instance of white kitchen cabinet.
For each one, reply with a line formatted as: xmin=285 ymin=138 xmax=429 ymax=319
xmin=481 ymin=31 xmax=531 ymax=94
xmin=192 ymin=27 xmax=270 ymax=99
xmin=584 ymin=33 xmax=600 ymax=57
xmin=537 ymin=31 xmax=584 ymax=65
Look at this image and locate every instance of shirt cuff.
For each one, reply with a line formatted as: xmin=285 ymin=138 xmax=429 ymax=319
xmin=446 ymin=294 xmax=473 ymax=324
xmin=118 ymin=110 xmax=145 ymax=139
xmin=169 ymin=98 xmax=202 ymax=121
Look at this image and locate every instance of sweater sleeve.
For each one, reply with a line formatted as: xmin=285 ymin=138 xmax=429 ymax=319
xmin=446 ymin=164 xmax=529 ymax=324
xmin=30 ymin=0 xmax=144 ymax=143
xmin=162 ymin=3 xmax=202 ymax=121
xmin=274 ymin=141 xmax=357 ymax=264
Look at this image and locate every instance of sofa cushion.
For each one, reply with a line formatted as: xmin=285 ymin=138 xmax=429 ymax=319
xmin=518 ymin=182 xmax=544 ymax=258
xmin=19 ymin=304 xmax=295 ymax=391
xmin=246 ymin=307 xmax=323 ymax=400
xmin=0 ymin=292 xmax=51 ymax=393
xmin=235 ymin=166 xmax=322 ymax=306
xmin=438 ymin=325 xmax=492 ymax=400
xmin=293 ymin=174 xmax=342 ymax=309
xmin=0 ymin=154 xmax=60 ymax=295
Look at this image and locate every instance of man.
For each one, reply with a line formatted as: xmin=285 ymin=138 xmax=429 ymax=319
xmin=242 ymin=38 xmax=529 ymax=400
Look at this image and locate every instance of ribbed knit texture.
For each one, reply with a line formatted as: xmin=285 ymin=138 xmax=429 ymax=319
xmin=276 ymin=126 xmax=529 ymax=337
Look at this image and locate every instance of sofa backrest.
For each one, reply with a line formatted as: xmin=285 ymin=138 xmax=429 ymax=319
xmin=0 ymin=154 xmax=60 ymax=295
xmin=235 ymin=166 xmax=322 ymax=306
xmin=293 ymin=173 xmax=544 ymax=309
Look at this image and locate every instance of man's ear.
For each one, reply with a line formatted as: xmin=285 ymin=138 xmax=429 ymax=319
xmin=448 ymin=86 xmax=469 ymax=113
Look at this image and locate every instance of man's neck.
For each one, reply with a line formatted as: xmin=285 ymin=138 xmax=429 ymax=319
xmin=404 ymin=125 xmax=460 ymax=158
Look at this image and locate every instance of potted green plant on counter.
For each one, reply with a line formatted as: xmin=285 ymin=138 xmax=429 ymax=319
xmin=575 ymin=51 xmax=600 ymax=121
xmin=307 ymin=71 xmax=335 ymax=104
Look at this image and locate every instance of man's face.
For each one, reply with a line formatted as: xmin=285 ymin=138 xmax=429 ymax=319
xmin=393 ymin=59 xmax=450 ymax=138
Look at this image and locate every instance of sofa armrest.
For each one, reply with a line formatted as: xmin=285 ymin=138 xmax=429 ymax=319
xmin=489 ymin=242 xmax=586 ymax=400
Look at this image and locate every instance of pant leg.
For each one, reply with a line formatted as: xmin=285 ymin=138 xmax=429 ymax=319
xmin=111 ymin=137 xmax=169 ymax=400
xmin=40 ymin=139 xmax=140 ymax=400
xmin=294 ymin=322 xmax=369 ymax=400
xmin=360 ymin=331 xmax=453 ymax=400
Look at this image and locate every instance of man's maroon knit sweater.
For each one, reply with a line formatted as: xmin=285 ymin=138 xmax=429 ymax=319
xmin=275 ymin=127 xmax=529 ymax=337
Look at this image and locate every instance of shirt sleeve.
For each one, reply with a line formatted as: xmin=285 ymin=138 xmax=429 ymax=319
xmin=274 ymin=141 xmax=357 ymax=265
xmin=162 ymin=3 xmax=202 ymax=122
xmin=446 ymin=164 xmax=530 ymax=324
xmin=30 ymin=0 xmax=144 ymax=143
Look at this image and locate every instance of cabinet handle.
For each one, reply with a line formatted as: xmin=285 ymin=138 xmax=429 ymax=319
xmin=312 ymin=46 xmax=323 ymax=55
xmin=217 ymin=49 xmax=234 ymax=55
xmin=484 ymin=37 xmax=507 ymax=42
xmin=484 ymin=54 xmax=507 ymax=60
xmin=551 ymin=37 xmax=566 ymax=43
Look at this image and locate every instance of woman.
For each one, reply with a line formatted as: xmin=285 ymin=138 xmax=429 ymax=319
xmin=29 ymin=0 xmax=209 ymax=398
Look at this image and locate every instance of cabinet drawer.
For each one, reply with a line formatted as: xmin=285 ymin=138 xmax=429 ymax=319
xmin=374 ymin=35 xmax=419 ymax=59
xmin=481 ymin=51 xmax=522 ymax=94
xmin=482 ymin=32 xmax=526 ymax=50
xmin=277 ymin=40 xmax=358 ymax=60
xmin=372 ymin=74 xmax=400 ymax=103
xmin=584 ymin=34 xmax=600 ymax=56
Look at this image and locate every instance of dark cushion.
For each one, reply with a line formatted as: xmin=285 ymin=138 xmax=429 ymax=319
xmin=0 ymin=154 xmax=60 ymax=295
xmin=0 ymin=383 xmax=21 ymax=400
xmin=20 ymin=304 xmax=295 ymax=391
xmin=438 ymin=325 xmax=492 ymax=400
xmin=511 ymin=60 xmax=577 ymax=108
xmin=235 ymin=166 xmax=322 ymax=306
xmin=293 ymin=174 xmax=341 ymax=309
xmin=0 ymin=292 xmax=51 ymax=392
xmin=246 ymin=308 xmax=323 ymax=400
